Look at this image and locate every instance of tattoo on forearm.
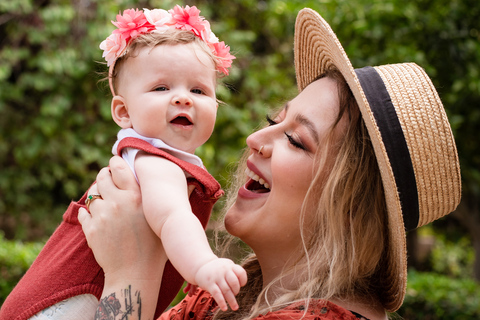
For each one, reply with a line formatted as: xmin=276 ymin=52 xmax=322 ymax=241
xmin=96 ymin=292 xmax=121 ymax=320
xmin=95 ymin=285 xmax=142 ymax=320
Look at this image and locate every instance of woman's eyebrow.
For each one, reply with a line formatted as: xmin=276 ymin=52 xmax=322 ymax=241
xmin=295 ymin=113 xmax=319 ymax=144
xmin=284 ymin=102 xmax=319 ymax=144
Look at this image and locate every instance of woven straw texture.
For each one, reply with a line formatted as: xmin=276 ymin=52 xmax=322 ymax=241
xmin=294 ymin=8 xmax=461 ymax=312
xmin=375 ymin=64 xmax=461 ymax=227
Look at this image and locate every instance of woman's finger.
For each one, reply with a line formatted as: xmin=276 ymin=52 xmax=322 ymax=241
xmin=87 ymin=183 xmax=99 ymax=197
xmin=77 ymin=207 xmax=90 ymax=226
xmin=78 ymin=207 xmax=94 ymax=250
xmin=95 ymin=167 xmax=114 ymax=197
xmin=84 ymin=183 xmax=102 ymax=213
xmin=109 ymin=156 xmax=137 ymax=191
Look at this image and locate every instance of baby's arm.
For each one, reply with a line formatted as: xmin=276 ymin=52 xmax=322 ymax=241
xmin=134 ymin=152 xmax=247 ymax=311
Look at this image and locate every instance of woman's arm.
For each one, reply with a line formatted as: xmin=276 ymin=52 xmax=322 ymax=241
xmin=78 ymin=156 xmax=167 ymax=320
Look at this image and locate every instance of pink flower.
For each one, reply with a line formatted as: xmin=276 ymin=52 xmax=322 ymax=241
xmin=101 ymin=6 xmax=235 ymax=75
xmin=200 ymin=20 xmax=219 ymax=45
xmin=169 ymin=5 xmax=206 ymax=37
xmin=144 ymin=8 xmax=172 ymax=32
xmin=213 ymin=41 xmax=235 ymax=75
xmin=112 ymin=9 xmax=154 ymax=41
xmin=99 ymin=33 xmax=127 ymax=66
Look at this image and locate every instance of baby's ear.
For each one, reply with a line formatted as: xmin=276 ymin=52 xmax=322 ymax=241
xmin=111 ymin=96 xmax=132 ymax=129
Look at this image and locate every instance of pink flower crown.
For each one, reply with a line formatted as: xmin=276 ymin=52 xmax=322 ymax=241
xmin=100 ymin=5 xmax=235 ymax=76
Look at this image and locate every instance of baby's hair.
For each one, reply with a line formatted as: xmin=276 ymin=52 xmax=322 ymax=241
xmin=110 ymin=29 xmax=221 ymax=95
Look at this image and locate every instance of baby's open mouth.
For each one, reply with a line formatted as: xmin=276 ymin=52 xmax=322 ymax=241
xmin=245 ymin=167 xmax=270 ymax=193
xmin=170 ymin=116 xmax=192 ymax=126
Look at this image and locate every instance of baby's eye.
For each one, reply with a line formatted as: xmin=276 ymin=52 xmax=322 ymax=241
xmin=155 ymin=86 xmax=168 ymax=92
xmin=191 ymin=88 xmax=204 ymax=95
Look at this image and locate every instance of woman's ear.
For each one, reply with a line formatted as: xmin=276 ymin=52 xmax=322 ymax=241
xmin=111 ymin=96 xmax=132 ymax=129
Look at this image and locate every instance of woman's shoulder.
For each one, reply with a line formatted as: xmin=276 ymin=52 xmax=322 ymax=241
xmin=260 ymin=300 xmax=364 ymax=320
xmin=159 ymin=290 xmax=365 ymax=320
xmin=159 ymin=289 xmax=217 ymax=320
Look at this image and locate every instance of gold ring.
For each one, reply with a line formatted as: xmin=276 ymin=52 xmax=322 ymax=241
xmin=85 ymin=194 xmax=102 ymax=212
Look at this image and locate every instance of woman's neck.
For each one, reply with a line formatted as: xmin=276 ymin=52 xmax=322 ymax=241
xmin=255 ymin=249 xmax=305 ymax=299
xmin=255 ymin=250 xmax=387 ymax=320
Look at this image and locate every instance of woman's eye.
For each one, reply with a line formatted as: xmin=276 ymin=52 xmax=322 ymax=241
xmin=155 ymin=86 xmax=168 ymax=91
xmin=266 ymin=114 xmax=278 ymax=126
xmin=191 ymin=88 xmax=204 ymax=94
xmin=284 ymin=132 xmax=306 ymax=150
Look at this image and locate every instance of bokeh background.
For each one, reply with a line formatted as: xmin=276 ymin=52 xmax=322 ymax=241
xmin=1 ymin=0 xmax=479 ymax=318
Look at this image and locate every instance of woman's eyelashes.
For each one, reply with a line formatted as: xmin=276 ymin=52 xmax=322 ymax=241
xmin=265 ymin=115 xmax=307 ymax=151
xmin=284 ymin=132 xmax=306 ymax=150
xmin=266 ymin=114 xmax=278 ymax=126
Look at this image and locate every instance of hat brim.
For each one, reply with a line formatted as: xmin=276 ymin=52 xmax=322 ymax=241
xmin=294 ymin=8 xmax=407 ymax=311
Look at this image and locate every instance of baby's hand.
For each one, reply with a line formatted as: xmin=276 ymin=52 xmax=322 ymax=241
xmin=194 ymin=258 xmax=247 ymax=311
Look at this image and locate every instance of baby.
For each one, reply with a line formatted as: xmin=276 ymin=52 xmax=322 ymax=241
xmin=104 ymin=5 xmax=247 ymax=312
xmin=0 ymin=6 xmax=246 ymax=320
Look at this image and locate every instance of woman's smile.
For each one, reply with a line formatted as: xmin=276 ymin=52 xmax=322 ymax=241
xmin=226 ymin=77 xmax=340 ymax=253
xmin=237 ymin=161 xmax=271 ymax=199
xmin=245 ymin=162 xmax=271 ymax=192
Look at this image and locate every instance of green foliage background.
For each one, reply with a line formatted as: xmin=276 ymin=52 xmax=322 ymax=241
xmin=0 ymin=0 xmax=479 ymax=316
xmin=1 ymin=233 xmax=480 ymax=318
xmin=0 ymin=0 xmax=304 ymax=239
xmin=2 ymin=0 xmax=479 ymax=239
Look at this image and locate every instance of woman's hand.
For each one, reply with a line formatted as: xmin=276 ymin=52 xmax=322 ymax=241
xmin=78 ymin=156 xmax=166 ymax=320
xmin=79 ymin=156 xmax=166 ymax=276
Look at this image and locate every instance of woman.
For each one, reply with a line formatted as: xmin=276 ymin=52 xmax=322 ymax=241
xmin=79 ymin=8 xmax=461 ymax=320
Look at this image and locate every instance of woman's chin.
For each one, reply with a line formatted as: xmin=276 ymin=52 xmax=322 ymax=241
xmin=224 ymin=206 xmax=242 ymax=237
xmin=224 ymin=203 xmax=254 ymax=240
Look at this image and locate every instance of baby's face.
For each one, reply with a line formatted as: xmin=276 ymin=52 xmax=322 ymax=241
xmin=116 ymin=43 xmax=218 ymax=154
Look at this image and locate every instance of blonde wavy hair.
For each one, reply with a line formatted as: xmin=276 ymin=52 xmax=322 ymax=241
xmin=215 ymin=68 xmax=388 ymax=320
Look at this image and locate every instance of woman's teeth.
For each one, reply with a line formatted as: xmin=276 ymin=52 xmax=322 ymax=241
xmin=245 ymin=167 xmax=270 ymax=189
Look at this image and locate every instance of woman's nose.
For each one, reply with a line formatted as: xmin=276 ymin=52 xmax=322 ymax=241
xmin=246 ymin=127 xmax=272 ymax=157
xmin=171 ymin=93 xmax=193 ymax=107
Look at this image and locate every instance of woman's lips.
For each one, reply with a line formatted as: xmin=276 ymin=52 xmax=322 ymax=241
xmin=238 ymin=160 xmax=271 ymax=198
xmin=244 ymin=175 xmax=270 ymax=193
xmin=245 ymin=160 xmax=270 ymax=189
xmin=238 ymin=184 xmax=269 ymax=199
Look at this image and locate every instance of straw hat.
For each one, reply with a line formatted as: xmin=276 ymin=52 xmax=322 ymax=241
xmin=294 ymin=8 xmax=461 ymax=311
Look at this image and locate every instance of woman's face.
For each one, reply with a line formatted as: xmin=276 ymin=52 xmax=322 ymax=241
xmin=225 ymin=77 xmax=346 ymax=258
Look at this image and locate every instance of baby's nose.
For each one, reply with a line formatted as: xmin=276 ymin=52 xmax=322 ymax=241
xmin=172 ymin=94 xmax=193 ymax=106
